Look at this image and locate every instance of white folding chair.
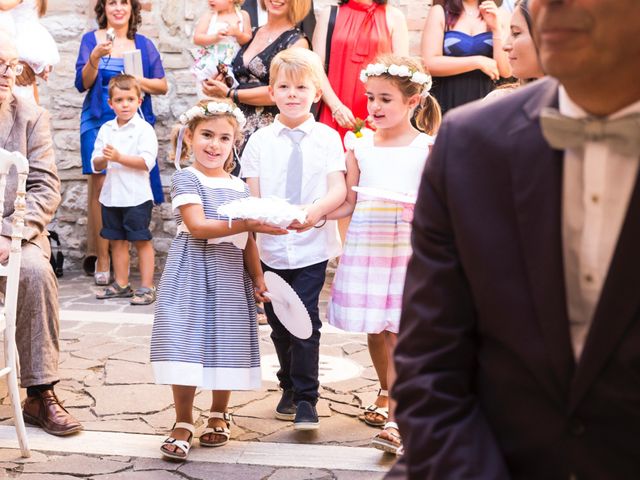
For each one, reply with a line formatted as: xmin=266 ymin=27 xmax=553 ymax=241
xmin=0 ymin=148 xmax=30 ymax=458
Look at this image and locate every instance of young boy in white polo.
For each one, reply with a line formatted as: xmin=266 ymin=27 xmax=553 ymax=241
xmin=92 ymin=73 xmax=158 ymax=305
xmin=241 ymin=48 xmax=346 ymax=430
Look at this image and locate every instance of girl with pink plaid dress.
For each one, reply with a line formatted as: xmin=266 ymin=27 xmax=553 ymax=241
xmin=327 ymin=55 xmax=441 ymax=456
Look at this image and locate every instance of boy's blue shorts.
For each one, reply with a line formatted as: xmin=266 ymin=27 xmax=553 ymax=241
xmin=100 ymin=200 xmax=153 ymax=241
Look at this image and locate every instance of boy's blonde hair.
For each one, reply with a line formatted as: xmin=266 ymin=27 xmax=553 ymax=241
xmin=259 ymin=0 xmax=311 ymax=25
xmin=269 ymin=48 xmax=324 ymax=90
xmin=108 ymin=73 xmax=142 ymax=99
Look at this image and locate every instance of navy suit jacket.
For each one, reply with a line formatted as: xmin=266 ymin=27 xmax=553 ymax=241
xmin=389 ymin=77 xmax=640 ymax=480
xmin=242 ymin=0 xmax=316 ymax=39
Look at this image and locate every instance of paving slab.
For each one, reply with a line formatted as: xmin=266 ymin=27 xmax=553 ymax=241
xmin=86 ymin=385 xmax=174 ymax=416
xmin=178 ymin=462 xmax=276 ymax=480
xmin=105 ymin=360 xmax=155 ymax=385
xmin=20 ymin=454 xmax=129 ymax=475
xmin=268 ymin=467 xmax=334 ymax=480
xmin=92 ymin=470 xmax=184 ymax=479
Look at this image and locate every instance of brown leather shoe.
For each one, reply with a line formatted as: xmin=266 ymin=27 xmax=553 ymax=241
xmin=22 ymin=390 xmax=83 ymax=436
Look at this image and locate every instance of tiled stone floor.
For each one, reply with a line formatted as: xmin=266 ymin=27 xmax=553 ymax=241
xmin=0 ymin=269 xmax=396 ymax=478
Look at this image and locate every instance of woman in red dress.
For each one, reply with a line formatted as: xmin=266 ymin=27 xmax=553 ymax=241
xmin=313 ymin=0 xmax=409 ymax=140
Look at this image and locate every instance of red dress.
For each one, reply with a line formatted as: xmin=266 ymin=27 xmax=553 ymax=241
xmin=319 ymin=0 xmax=392 ymax=142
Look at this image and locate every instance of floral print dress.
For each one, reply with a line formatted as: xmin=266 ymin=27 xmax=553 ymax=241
xmin=231 ymin=27 xmax=306 ymax=149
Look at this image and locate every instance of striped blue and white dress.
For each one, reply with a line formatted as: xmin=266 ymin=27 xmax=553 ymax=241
xmin=150 ymin=166 xmax=261 ymax=390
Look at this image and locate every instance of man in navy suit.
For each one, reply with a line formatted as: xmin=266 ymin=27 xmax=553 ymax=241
xmin=242 ymin=0 xmax=316 ymax=39
xmin=390 ymin=0 xmax=640 ymax=478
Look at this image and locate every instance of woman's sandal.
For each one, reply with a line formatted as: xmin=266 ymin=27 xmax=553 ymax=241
xmin=199 ymin=411 xmax=231 ymax=447
xmin=160 ymin=422 xmax=195 ymax=461
xmin=363 ymin=388 xmax=389 ymax=427
xmin=94 ymin=259 xmax=111 ymax=286
xmin=96 ymin=281 xmax=133 ymax=299
xmin=371 ymin=421 xmax=403 ymax=455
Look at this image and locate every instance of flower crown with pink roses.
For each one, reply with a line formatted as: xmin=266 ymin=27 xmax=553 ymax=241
xmin=360 ymin=63 xmax=433 ymax=98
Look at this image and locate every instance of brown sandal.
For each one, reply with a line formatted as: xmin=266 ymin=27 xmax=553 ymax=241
xmin=130 ymin=286 xmax=156 ymax=305
xmin=96 ymin=282 xmax=133 ymax=299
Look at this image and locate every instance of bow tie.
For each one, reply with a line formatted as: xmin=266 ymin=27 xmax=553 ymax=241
xmin=539 ymin=107 xmax=640 ymax=157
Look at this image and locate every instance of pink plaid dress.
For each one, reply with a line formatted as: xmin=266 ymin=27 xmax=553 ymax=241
xmin=328 ymin=132 xmax=433 ymax=334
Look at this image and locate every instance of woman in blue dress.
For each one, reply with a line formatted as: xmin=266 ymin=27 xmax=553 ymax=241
xmin=75 ymin=0 xmax=168 ymax=281
xmin=421 ymin=0 xmax=511 ymax=114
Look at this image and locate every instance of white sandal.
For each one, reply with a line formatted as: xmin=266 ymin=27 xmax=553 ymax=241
xmin=93 ymin=259 xmax=110 ymax=286
xmin=371 ymin=421 xmax=403 ymax=455
xmin=363 ymin=389 xmax=389 ymax=427
xmin=160 ymin=422 xmax=195 ymax=461
xmin=199 ymin=411 xmax=231 ymax=447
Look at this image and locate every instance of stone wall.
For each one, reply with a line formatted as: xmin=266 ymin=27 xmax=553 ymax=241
xmin=39 ymin=0 xmax=432 ymax=270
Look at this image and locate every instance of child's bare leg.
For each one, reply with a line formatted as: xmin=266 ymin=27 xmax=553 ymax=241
xmin=365 ymin=332 xmax=389 ymax=424
xmin=376 ymin=331 xmax=401 ymax=447
xmin=135 ymin=240 xmax=155 ymax=289
xmin=111 ymin=240 xmax=130 ymax=287
xmin=163 ymin=385 xmax=196 ymax=454
xmin=201 ymin=390 xmax=231 ymax=444
xmin=384 ymin=331 xmax=398 ymax=424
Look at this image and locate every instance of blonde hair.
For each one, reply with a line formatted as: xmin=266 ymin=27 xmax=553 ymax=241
xmin=370 ymin=54 xmax=442 ymax=135
xmin=171 ymin=98 xmax=244 ymax=173
xmin=259 ymin=0 xmax=311 ymax=25
xmin=269 ymin=47 xmax=324 ymax=89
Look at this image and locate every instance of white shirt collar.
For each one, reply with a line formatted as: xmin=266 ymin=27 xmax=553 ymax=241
xmin=559 ymin=86 xmax=640 ymax=120
xmin=272 ymin=114 xmax=316 ymax=136
xmin=106 ymin=112 xmax=144 ymax=131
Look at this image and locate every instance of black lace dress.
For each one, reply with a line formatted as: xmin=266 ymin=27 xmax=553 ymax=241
xmin=231 ymin=27 xmax=306 ymax=148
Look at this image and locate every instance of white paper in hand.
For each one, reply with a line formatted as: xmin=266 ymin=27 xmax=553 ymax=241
xmin=123 ymin=49 xmax=143 ymax=78
xmin=217 ymin=197 xmax=307 ymax=228
xmin=263 ymin=271 xmax=312 ymax=339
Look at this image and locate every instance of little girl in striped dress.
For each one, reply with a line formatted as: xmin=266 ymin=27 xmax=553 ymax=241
xmin=327 ymin=55 xmax=441 ymax=456
xmin=150 ymin=98 xmax=286 ymax=461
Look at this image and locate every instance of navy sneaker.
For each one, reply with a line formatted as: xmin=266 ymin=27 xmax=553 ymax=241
xmin=293 ymin=400 xmax=319 ymax=430
xmin=275 ymin=389 xmax=296 ymax=421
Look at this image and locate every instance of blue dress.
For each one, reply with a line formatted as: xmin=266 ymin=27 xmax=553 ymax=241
xmin=75 ymin=31 xmax=165 ymax=203
xmin=431 ymin=30 xmax=495 ymax=114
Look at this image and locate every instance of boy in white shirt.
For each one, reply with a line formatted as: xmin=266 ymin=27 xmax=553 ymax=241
xmin=241 ymin=48 xmax=346 ymax=430
xmin=92 ymin=74 xmax=158 ymax=306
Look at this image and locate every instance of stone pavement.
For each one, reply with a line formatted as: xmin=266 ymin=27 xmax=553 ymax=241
xmin=0 ymin=269 xmax=397 ymax=479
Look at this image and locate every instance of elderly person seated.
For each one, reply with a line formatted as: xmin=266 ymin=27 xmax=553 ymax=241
xmin=0 ymin=29 xmax=82 ymax=436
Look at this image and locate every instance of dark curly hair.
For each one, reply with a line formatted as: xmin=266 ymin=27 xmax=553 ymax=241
xmin=94 ymin=0 xmax=142 ymax=40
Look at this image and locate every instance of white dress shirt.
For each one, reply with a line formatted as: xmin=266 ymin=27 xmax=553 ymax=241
xmin=241 ymin=115 xmax=346 ymax=270
xmin=91 ymin=114 xmax=158 ymax=208
xmin=561 ymin=87 xmax=640 ymax=360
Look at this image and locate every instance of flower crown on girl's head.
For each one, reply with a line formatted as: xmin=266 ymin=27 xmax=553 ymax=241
xmin=179 ymin=101 xmax=247 ymax=128
xmin=174 ymin=102 xmax=245 ymax=170
xmin=360 ymin=63 xmax=433 ymax=98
